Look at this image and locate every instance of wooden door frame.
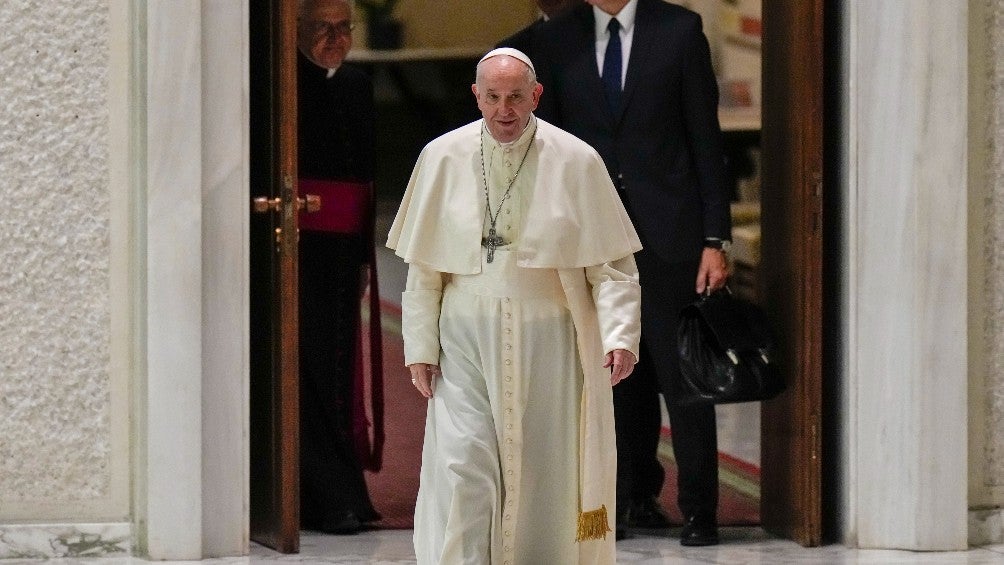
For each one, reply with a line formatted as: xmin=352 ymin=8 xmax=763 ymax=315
xmin=759 ymin=0 xmax=825 ymax=546
xmin=249 ymin=0 xmax=301 ymax=553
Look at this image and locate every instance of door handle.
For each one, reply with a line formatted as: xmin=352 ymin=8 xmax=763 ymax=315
xmin=251 ymin=195 xmax=320 ymax=213
xmin=251 ymin=198 xmax=287 ymax=249
xmin=299 ymin=194 xmax=321 ymax=212
xmin=252 ymin=197 xmax=282 ymax=213
xmin=252 ymin=194 xmax=318 ymax=250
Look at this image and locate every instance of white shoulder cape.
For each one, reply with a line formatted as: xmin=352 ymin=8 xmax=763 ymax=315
xmin=387 ymin=118 xmax=642 ymax=273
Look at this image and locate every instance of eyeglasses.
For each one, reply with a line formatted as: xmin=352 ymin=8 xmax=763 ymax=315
xmin=307 ymin=20 xmax=355 ymax=39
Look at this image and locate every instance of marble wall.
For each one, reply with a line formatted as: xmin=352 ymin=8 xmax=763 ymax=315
xmin=139 ymin=0 xmax=249 ymax=559
xmin=849 ymin=0 xmax=969 ymax=550
xmin=0 ymin=0 xmax=250 ymax=558
xmin=0 ymin=0 xmax=129 ymax=528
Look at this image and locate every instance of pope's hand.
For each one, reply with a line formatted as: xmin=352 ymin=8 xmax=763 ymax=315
xmin=604 ymin=349 xmax=636 ymax=385
xmin=408 ymin=363 xmax=438 ymax=398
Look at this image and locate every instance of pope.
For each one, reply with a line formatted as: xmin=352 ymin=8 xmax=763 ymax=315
xmin=388 ymin=47 xmax=642 ymax=565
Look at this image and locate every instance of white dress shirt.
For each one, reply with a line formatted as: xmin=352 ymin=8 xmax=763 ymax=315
xmin=592 ymin=0 xmax=638 ymax=88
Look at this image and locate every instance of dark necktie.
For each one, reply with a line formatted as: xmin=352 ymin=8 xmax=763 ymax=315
xmin=602 ymin=18 xmax=622 ymax=113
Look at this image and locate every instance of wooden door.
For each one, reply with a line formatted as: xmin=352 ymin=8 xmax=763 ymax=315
xmin=759 ymin=0 xmax=824 ymax=546
xmin=249 ymin=0 xmax=301 ymax=553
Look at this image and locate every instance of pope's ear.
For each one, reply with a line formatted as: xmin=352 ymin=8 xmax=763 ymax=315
xmin=471 ymin=84 xmax=479 ymax=99
xmin=532 ymin=83 xmax=543 ymax=106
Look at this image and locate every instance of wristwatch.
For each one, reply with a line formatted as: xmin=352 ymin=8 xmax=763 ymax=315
xmin=703 ymin=238 xmax=732 ymax=253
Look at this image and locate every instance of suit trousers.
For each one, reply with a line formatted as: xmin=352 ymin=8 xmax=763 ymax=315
xmin=614 ymin=251 xmax=719 ymax=521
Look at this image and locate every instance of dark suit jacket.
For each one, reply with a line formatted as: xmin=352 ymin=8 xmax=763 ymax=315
xmin=522 ymin=0 xmax=731 ymax=264
xmin=497 ymin=16 xmax=546 ymax=58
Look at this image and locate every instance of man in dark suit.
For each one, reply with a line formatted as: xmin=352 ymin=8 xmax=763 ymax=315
xmin=296 ymin=0 xmax=381 ymax=534
xmin=514 ymin=0 xmax=731 ymax=546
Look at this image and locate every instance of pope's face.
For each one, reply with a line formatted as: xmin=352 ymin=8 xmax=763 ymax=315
xmin=472 ymin=57 xmax=543 ymax=144
xmin=298 ymin=0 xmax=353 ymax=69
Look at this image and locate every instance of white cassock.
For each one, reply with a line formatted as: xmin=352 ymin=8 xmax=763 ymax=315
xmin=387 ymin=115 xmax=642 ymax=565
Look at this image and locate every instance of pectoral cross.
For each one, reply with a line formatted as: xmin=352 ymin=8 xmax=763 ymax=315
xmin=482 ymin=227 xmax=505 ymax=263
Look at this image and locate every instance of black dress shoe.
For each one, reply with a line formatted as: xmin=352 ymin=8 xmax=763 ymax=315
xmin=321 ymin=510 xmax=362 ymax=535
xmin=627 ymin=496 xmax=672 ymax=529
xmin=679 ymin=515 xmax=719 ymax=546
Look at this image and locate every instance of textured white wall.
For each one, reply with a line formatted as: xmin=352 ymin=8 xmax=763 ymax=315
xmin=985 ymin=0 xmax=1004 ymax=491
xmin=971 ymin=0 xmax=1004 ymax=510
xmin=0 ymin=1 xmax=127 ymax=521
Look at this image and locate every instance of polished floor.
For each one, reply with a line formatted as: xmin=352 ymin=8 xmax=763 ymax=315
xmin=264 ymin=530 xmax=1004 ymax=564
xmin=14 ymin=529 xmax=1004 ymax=565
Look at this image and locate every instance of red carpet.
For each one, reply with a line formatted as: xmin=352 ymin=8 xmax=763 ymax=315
xmin=363 ymin=299 xmax=759 ymax=529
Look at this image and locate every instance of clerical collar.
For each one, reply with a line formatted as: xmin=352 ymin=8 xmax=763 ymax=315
xmin=325 ymin=66 xmax=340 ymax=79
xmin=482 ymin=114 xmax=537 ymax=154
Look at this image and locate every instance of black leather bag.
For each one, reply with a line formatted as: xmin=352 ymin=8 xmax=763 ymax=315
xmin=674 ymin=289 xmax=784 ymax=405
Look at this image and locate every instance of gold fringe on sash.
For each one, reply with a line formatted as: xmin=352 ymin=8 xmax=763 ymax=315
xmin=575 ymin=504 xmax=611 ymax=541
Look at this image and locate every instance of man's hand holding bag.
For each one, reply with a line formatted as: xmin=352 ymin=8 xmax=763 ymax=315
xmin=674 ymin=289 xmax=785 ymax=405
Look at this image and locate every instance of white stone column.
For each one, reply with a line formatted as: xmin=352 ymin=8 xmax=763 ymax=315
xmin=200 ymin=0 xmax=251 ymax=557
xmin=140 ymin=0 xmax=250 ymax=558
xmin=141 ymin=0 xmax=204 ymax=559
xmin=845 ymin=0 xmax=968 ymax=550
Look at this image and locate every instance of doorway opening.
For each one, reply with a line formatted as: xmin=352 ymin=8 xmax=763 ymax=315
xmin=246 ymin=0 xmax=830 ymax=552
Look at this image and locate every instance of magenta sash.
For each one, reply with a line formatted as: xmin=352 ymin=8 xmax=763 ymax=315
xmin=298 ymin=178 xmax=372 ymax=233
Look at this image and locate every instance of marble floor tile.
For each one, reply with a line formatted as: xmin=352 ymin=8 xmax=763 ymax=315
xmin=9 ymin=529 xmax=1002 ymax=565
